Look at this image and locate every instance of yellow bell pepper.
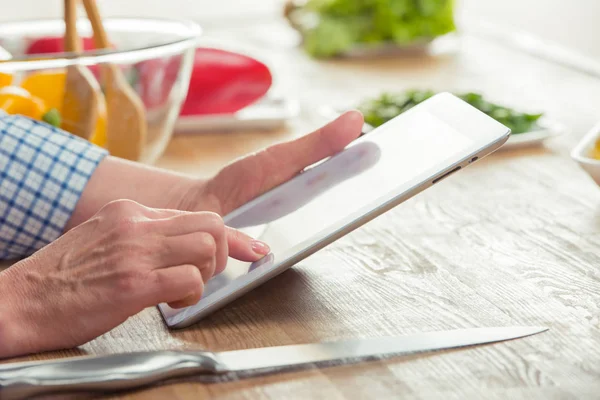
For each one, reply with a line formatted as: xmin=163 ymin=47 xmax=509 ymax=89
xmin=0 ymin=72 xmax=12 ymax=88
xmin=90 ymin=100 xmax=107 ymax=147
xmin=0 ymin=70 xmax=109 ymax=146
xmin=592 ymin=138 xmax=600 ymax=160
xmin=19 ymin=70 xmax=107 ymax=145
xmin=0 ymin=86 xmax=46 ymax=120
xmin=20 ymin=70 xmax=65 ymax=112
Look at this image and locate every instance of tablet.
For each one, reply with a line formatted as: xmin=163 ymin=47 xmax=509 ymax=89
xmin=159 ymin=93 xmax=510 ymax=328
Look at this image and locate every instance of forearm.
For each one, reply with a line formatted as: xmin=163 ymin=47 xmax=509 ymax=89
xmin=65 ymin=156 xmax=198 ymax=231
xmin=0 ymin=114 xmax=202 ymax=259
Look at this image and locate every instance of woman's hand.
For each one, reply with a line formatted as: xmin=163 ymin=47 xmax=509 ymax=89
xmin=0 ymin=199 xmax=269 ymax=359
xmin=178 ymin=110 xmax=364 ymax=216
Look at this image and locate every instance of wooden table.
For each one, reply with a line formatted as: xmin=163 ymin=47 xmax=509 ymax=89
xmin=3 ymin=14 xmax=600 ymax=400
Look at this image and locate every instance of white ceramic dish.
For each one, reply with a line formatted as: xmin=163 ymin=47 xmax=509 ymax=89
xmin=317 ymin=105 xmax=564 ymax=151
xmin=174 ymin=93 xmax=299 ymax=133
xmin=331 ymin=34 xmax=459 ymax=59
xmin=500 ymin=117 xmax=565 ymax=150
xmin=571 ymin=121 xmax=600 ymax=186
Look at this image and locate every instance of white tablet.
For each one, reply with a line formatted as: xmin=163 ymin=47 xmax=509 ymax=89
xmin=159 ymin=93 xmax=510 ymax=328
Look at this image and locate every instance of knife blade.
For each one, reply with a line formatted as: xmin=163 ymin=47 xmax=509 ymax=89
xmin=0 ymin=326 xmax=547 ymax=399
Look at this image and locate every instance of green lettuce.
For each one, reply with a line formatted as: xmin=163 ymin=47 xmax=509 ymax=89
xmin=300 ymin=0 xmax=456 ymax=57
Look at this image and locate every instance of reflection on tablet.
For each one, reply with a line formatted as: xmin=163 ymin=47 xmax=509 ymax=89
xmin=226 ymin=141 xmax=382 ymax=228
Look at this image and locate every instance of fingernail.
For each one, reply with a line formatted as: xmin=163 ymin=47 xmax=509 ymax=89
xmin=251 ymin=240 xmax=270 ymax=255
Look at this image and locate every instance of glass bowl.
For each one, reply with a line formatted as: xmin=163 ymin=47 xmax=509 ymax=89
xmin=0 ymin=17 xmax=201 ymax=164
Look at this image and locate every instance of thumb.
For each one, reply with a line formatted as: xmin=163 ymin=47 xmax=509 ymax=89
xmin=226 ymin=226 xmax=270 ymax=261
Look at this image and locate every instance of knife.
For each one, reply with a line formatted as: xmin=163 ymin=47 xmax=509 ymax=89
xmin=0 ymin=326 xmax=547 ymax=399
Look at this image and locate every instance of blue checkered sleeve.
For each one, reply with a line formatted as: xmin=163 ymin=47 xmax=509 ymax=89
xmin=0 ymin=114 xmax=108 ymax=260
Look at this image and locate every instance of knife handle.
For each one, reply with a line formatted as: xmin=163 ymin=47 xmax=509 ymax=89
xmin=0 ymin=350 xmax=224 ymax=400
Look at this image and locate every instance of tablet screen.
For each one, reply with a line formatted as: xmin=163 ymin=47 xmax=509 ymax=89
xmin=160 ymin=98 xmax=505 ymax=326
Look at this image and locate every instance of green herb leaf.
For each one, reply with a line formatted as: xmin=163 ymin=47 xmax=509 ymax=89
xmin=42 ymin=108 xmax=61 ymax=128
xmin=357 ymin=89 xmax=543 ymax=134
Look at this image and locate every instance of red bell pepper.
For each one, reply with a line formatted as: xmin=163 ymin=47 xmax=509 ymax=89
xmin=25 ymin=36 xmax=97 ymax=55
xmin=179 ymin=47 xmax=272 ymax=116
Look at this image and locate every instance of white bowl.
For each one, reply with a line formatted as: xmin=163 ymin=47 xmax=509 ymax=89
xmin=571 ymin=122 xmax=600 ymax=186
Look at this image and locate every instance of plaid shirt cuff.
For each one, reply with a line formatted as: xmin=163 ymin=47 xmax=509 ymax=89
xmin=0 ymin=115 xmax=108 ymax=260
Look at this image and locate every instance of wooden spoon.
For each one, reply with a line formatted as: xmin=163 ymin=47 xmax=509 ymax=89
xmin=62 ymin=0 xmax=100 ymax=140
xmin=82 ymin=0 xmax=146 ymax=161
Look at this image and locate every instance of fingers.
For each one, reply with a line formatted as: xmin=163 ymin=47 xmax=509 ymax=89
xmin=152 ymin=211 xmax=229 ymax=273
xmin=149 ymin=210 xmax=222 ymax=237
xmin=158 ymin=233 xmax=217 ymax=282
xmin=156 ymin=227 xmax=267 ymax=279
xmin=226 ymin=226 xmax=270 ymax=263
xmin=150 ymin=264 xmax=205 ymax=308
xmin=96 ymin=200 xmax=269 ymax=310
xmin=267 ymin=110 xmax=364 ymax=175
xmin=152 ymin=212 xmax=269 ymax=269
xmin=151 ymin=226 xmax=269 ymax=309
xmin=209 ymin=110 xmax=364 ymax=214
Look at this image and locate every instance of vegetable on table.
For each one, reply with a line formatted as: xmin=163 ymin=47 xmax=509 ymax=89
xmin=284 ymin=0 xmax=456 ymax=58
xmin=178 ymin=48 xmax=272 ymax=116
xmin=25 ymin=70 xmax=108 ymax=145
xmin=20 ymin=70 xmax=66 ymax=111
xmin=593 ymin=138 xmax=600 ymax=160
xmin=0 ymin=86 xmax=46 ymax=121
xmin=0 ymin=71 xmax=107 ymax=142
xmin=42 ymin=108 xmax=62 ymax=127
xmin=0 ymin=85 xmax=62 ymax=128
xmin=0 ymin=72 xmax=12 ymax=87
xmin=357 ymin=89 xmax=544 ymax=134
xmin=0 ymin=36 xmax=118 ymax=146
xmin=90 ymin=100 xmax=107 ymax=147
xmin=25 ymin=36 xmax=97 ymax=55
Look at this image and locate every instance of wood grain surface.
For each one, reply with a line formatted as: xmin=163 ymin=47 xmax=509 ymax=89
xmin=2 ymin=9 xmax=600 ymax=400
